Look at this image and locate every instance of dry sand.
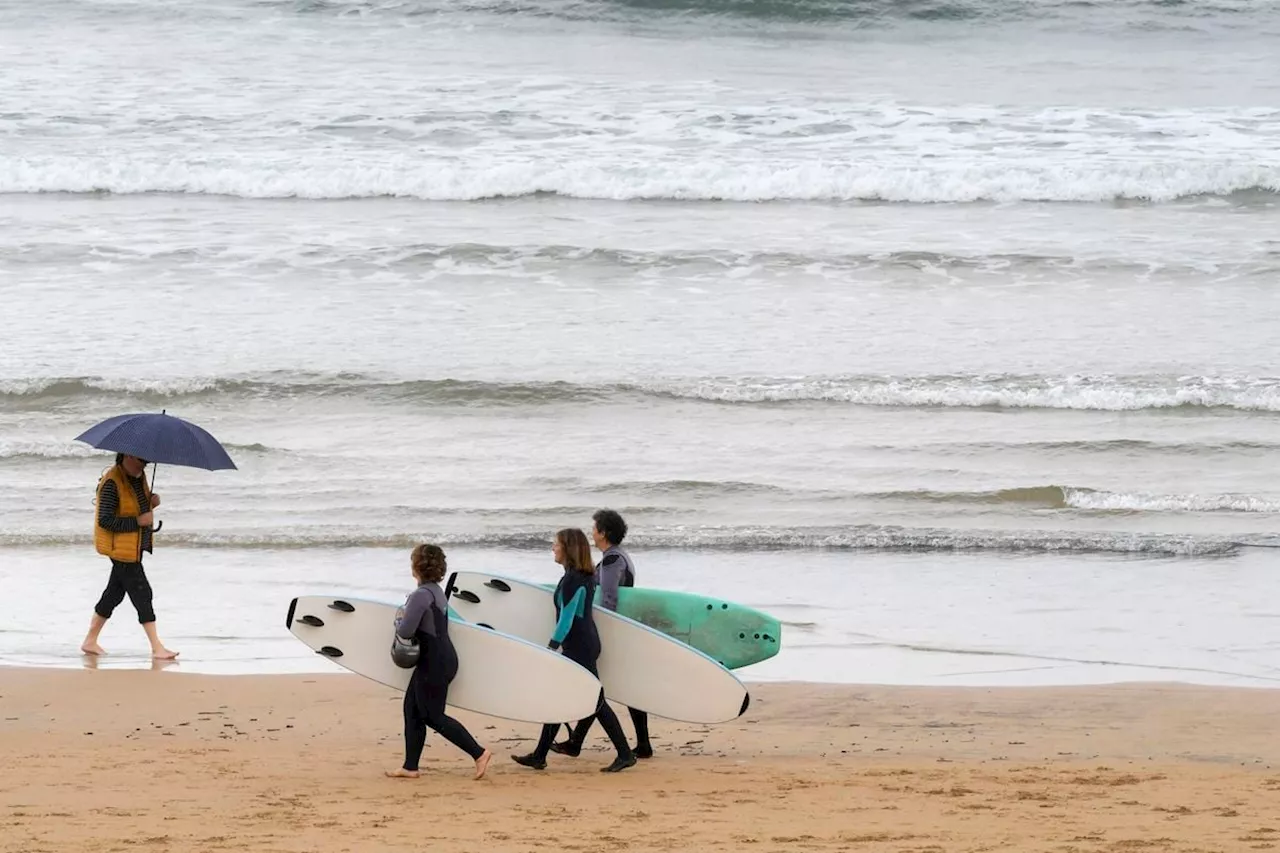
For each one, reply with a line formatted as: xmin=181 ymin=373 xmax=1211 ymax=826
xmin=1 ymin=667 xmax=1277 ymax=852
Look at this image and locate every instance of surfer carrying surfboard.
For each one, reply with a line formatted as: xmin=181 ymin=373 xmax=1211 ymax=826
xmin=551 ymin=509 xmax=654 ymax=760
xmin=512 ymin=528 xmax=637 ymax=773
xmin=386 ymin=544 xmax=493 ymax=781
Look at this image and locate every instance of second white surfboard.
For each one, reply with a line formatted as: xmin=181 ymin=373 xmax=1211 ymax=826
xmin=445 ymin=572 xmax=750 ymax=724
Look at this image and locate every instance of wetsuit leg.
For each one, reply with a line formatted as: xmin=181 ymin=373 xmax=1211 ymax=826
xmin=402 ymin=670 xmax=429 ymax=772
xmin=628 ymin=707 xmax=652 ymax=756
xmin=593 ymin=694 xmax=633 ymax=760
xmin=567 ymin=715 xmax=595 ymax=747
xmin=564 ymin=707 xmax=648 ymax=753
xmin=93 ymin=560 xmax=128 ymax=619
xmin=419 ymin=678 xmax=485 ymax=761
xmin=557 ymin=651 xmax=599 ymax=750
xmin=531 ymin=722 xmax=559 ymax=760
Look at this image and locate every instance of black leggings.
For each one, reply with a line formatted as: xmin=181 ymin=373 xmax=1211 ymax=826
xmin=565 ymin=706 xmax=650 ymax=751
xmin=94 ymin=560 xmax=155 ymax=624
xmin=403 ymin=666 xmax=485 ymax=771
xmin=534 ymin=690 xmax=630 ymax=761
xmin=536 ymin=653 xmax=631 ymax=760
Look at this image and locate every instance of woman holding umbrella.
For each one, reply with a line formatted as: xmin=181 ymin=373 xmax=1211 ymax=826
xmin=80 ymin=452 xmax=177 ymax=660
xmin=74 ymin=410 xmax=238 ymax=660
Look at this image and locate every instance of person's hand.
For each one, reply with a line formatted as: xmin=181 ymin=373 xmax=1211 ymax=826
xmin=138 ymin=511 xmax=154 ymax=527
xmin=149 ymin=493 xmax=161 ymax=508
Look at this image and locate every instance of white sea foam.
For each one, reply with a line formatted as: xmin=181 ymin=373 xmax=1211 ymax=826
xmin=4 ymin=373 xmax=1280 ymax=412
xmin=4 ymin=155 xmax=1278 ymax=203
xmin=1063 ymin=488 xmax=1280 ymax=514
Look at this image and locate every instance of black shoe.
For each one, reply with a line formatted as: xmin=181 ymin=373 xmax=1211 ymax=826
xmin=634 ymin=744 xmax=654 ymax=759
xmin=512 ymin=753 xmax=547 ymax=770
xmin=601 ymin=753 xmax=637 ymax=773
xmin=549 ymin=740 xmax=581 ymax=757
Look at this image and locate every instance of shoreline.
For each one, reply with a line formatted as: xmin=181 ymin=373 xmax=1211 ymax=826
xmin=7 ymin=642 xmax=1280 ymax=690
xmin=6 ymin=654 xmax=1280 ymax=691
xmin=3 ymin=669 xmax=1277 ymax=852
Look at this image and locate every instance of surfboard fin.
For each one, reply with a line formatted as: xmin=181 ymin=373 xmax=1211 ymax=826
xmin=299 ymin=615 xmax=324 ymax=627
xmin=454 ymin=589 xmax=481 ymax=604
xmin=317 ymin=646 xmax=343 ymax=658
xmin=328 ymin=600 xmax=355 ymax=613
xmin=484 ymin=579 xmax=511 ymax=592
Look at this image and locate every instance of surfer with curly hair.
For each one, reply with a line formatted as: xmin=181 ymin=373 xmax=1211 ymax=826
xmin=387 ymin=543 xmax=492 ymax=780
xmin=512 ymin=527 xmax=636 ymax=773
xmin=551 ymin=508 xmax=654 ymax=759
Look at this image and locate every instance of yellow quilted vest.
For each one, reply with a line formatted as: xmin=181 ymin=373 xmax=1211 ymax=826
xmin=93 ymin=464 xmax=151 ymax=562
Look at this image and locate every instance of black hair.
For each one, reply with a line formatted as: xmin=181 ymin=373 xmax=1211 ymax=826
xmin=115 ymin=453 xmax=149 ymax=466
xmin=592 ymin=509 xmax=627 ymax=547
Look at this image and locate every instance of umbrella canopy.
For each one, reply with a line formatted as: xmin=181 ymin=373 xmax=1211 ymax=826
xmin=74 ymin=412 xmax=237 ymax=471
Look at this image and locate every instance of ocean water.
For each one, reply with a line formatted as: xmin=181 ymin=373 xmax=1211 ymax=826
xmin=1 ymin=0 xmax=1278 ymax=687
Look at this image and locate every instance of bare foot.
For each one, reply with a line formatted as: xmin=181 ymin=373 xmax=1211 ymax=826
xmin=385 ymin=768 xmax=420 ymax=779
xmin=474 ymin=749 xmax=492 ymax=780
xmin=152 ymin=648 xmax=179 ymax=660
xmin=81 ymin=643 xmax=106 ymax=656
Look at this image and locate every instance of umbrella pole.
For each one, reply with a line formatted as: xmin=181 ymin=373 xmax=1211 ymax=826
xmin=151 ymin=463 xmax=163 ymax=533
xmin=152 ymin=410 xmax=164 ymax=533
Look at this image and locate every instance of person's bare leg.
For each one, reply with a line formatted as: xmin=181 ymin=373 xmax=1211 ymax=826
xmin=141 ymin=622 xmax=178 ymax=659
xmin=81 ymin=613 xmax=108 ymax=655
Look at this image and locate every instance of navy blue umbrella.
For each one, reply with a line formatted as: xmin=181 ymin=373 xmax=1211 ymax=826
xmin=75 ymin=411 xmax=238 ymax=471
xmin=75 ymin=411 xmax=238 ymax=533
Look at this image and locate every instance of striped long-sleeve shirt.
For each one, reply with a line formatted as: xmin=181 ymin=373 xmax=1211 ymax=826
xmin=97 ymin=476 xmax=153 ymax=555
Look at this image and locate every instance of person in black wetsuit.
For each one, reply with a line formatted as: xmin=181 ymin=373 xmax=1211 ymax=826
xmin=386 ymin=543 xmax=493 ymax=780
xmin=512 ymin=528 xmax=636 ymax=774
xmin=551 ymin=508 xmax=653 ymax=759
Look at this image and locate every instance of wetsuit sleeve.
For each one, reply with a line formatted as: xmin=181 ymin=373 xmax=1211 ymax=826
xmin=396 ymin=589 xmax=433 ymax=639
xmin=548 ymin=586 xmax=585 ymax=649
xmin=97 ymin=480 xmax=140 ymax=533
xmin=597 ymin=553 xmax=624 ymax=612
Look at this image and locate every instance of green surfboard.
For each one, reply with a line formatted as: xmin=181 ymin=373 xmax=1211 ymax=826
xmin=538 ymin=583 xmax=781 ymax=669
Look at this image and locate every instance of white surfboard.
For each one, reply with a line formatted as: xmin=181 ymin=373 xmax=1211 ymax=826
xmin=444 ymin=572 xmax=750 ymax=724
xmin=286 ymin=595 xmax=605 ymax=724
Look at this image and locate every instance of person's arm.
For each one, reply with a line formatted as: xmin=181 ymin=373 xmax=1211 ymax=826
xmin=548 ymin=587 xmax=586 ymax=650
xmin=396 ymin=589 xmax=434 ymax=639
xmin=97 ymin=480 xmax=140 ymax=533
xmin=596 ymin=553 xmax=625 ymax=612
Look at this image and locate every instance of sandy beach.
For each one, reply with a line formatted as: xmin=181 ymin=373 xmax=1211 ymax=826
xmin=2 ymin=668 xmax=1276 ymax=853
